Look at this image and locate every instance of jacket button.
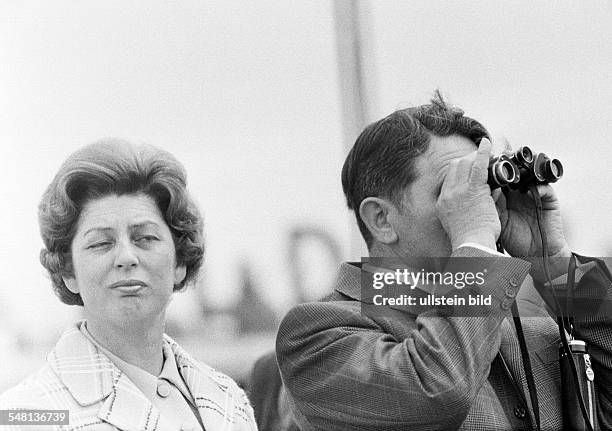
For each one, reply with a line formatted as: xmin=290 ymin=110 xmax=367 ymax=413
xmin=501 ymin=298 xmax=512 ymax=310
xmin=504 ymin=286 xmax=516 ymax=298
xmin=156 ymin=381 xmax=171 ymax=398
xmin=509 ymin=278 xmax=518 ymax=287
xmin=513 ymin=405 xmax=527 ymax=419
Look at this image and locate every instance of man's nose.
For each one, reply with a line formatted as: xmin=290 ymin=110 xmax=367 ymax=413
xmin=114 ymin=240 xmax=139 ymax=268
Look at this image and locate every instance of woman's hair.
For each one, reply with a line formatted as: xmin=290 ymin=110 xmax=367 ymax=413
xmin=38 ymin=138 xmax=205 ymax=305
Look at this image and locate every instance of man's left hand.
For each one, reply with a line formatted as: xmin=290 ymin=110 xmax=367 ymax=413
xmin=496 ymin=183 xmax=571 ymax=280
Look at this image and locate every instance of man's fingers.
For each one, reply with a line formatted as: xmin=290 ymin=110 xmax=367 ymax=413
xmin=499 ymin=136 xmax=513 ymax=155
xmin=469 ymin=138 xmax=492 ymax=185
xmin=491 ymin=188 xmax=502 ymax=203
xmin=441 ymin=159 xmax=459 ymax=194
xmin=532 ymin=184 xmax=560 ymax=209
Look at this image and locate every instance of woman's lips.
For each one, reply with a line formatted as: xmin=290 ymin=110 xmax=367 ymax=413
xmin=109 ymin=279 xmax=146 ymax=294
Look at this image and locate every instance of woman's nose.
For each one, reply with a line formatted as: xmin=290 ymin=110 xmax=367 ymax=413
xmin=113 ymin=240 xmax=139 ymax=268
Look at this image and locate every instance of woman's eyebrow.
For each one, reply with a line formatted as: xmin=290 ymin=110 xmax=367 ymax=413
xmin=82 ymin=226 xmax=113 ymax=237
xmin=130 ymin=221 xmax=161 ymax=230
xmin=82 ymin=221 xmax=160 ymax=236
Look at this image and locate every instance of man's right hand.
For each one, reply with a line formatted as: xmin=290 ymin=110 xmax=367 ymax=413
xmin=436 ymin=138 xmax=501 ymax=251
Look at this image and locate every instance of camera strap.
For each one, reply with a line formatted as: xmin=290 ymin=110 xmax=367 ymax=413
xmin=512 ymin=301 xmax=541 ymax=431
xmin=564 ymin=254 xmax=577 ymax=338
xmin=530 ymin=186 xmax=594 ymax=431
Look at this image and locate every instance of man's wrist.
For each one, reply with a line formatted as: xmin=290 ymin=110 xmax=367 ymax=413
xmin=452 ymin=233 xmax=497 ymax=252
xmin=458 ymin=242 xmax=506 ymax=257
xmin=529 ymin=246 xmax=572 ymax=283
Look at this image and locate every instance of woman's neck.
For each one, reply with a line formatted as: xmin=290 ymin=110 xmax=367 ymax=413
xmin=84 ymin=314 xmax=165 ymax=376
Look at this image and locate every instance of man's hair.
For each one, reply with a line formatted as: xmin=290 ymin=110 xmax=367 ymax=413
xmin=38 ymin=138 xmax=205 ymax=305
xmin=341 ymin=91 xmax=489 ymax=247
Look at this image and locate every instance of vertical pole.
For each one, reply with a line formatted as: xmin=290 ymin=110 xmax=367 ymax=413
xmin=333 ymin=0 xmax=370 ymax=259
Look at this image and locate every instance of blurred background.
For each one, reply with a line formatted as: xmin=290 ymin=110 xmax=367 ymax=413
xmin=1 ymin=0 xmax=611 ymax=390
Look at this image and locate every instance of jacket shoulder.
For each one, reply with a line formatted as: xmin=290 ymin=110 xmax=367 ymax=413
xmin=0 ymin=365 xmax=64 ymax=409
xmin=278 ymin=298 xmax=374 ymax=334
xmin=189 ymin=359 xmax=257 ymax=429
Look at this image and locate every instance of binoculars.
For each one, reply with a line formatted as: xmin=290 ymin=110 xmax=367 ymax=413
xmin=487 ymin=146 xmax=563 ymax=191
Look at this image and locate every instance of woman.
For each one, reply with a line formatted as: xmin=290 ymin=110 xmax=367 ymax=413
xmin=0 ymin=139 xmax=257 ymax=431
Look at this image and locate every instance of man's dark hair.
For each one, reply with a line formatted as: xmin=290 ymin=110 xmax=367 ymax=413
xmin=341 ymin=91 xmax=490 ymax=248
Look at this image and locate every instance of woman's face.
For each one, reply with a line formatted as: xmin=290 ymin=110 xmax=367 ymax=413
xmin=63 ymin=193 xmax=186 ymax=325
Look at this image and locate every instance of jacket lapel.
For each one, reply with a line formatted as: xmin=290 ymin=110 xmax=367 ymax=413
xmin=97 ymin=371 xmax=161 ymax=431
xmin=166 ymin=336 xmax=234 ymax=431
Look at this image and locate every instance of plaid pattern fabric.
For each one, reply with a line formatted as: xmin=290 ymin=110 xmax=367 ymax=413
xmin=0 ymin=323 xmax=257 ymax=431
xmin=276 ymin=248 xmax=612 ymax=430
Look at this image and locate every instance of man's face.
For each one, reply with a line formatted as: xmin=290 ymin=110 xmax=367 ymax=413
xmin=390 ymin=134 xmax=478 ymax=257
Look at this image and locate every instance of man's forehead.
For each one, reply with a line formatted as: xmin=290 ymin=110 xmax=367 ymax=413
xmin=418 ymin=134 xmax=478 ymax=174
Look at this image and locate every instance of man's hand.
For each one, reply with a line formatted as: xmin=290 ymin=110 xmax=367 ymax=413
xmin=496 ymin=185 xmax=569 ymax=257
xmin=496 ymin=184 xmax=571 ymax=279
xmin=436 ymin=138 xmax=501 ymax=251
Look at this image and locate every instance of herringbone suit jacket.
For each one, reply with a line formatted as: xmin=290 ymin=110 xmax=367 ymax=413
xmin=276 ymin=247 xmax=612 ymax=430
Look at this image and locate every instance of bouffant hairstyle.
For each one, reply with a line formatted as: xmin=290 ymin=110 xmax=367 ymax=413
xmin=341 ymin=91 xmax=489 ymax=248
xmin=38 ymin=138 xmax=205 ymax=305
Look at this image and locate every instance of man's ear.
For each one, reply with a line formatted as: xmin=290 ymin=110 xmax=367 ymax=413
xmin=359 ymin=197 xmax=399 ymax=245
xmin=63 ymin=276 xmax=80 ymax=294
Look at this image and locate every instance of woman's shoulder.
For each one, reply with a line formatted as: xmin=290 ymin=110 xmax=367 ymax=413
xmin=0 ymin=364 xmax=62 ymax=409
xmin=163 ymin=336 xmax=256 ymax=427
xmin=164 ymin=336 xmax=252 ymax=404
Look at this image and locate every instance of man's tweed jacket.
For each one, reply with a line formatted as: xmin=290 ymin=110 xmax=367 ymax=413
xmin=0 ymin=323 xmax=257 ymax=431
xmin=276 ymin=247 xmax=612 ymax=430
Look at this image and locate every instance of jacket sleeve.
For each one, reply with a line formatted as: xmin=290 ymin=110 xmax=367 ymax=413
xmin=276 ymin=248 xmax=531 ymax=430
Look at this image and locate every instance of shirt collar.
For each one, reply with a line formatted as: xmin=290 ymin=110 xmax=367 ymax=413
xmin=78 ymin=321 xmax=194 ymax=403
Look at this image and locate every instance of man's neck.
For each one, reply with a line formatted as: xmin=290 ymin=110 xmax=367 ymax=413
xmin=367 ymin=242 xmax=449 ymax=272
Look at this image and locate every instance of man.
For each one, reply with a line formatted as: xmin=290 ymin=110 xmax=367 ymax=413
xmin=276 ymin=93 xmax=612 ymax=430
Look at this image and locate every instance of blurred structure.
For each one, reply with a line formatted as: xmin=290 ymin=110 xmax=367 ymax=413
xmin=236 ymin=260 xmax=278 ymax=334
xmin=287 ymin=225 xmax=342 ymax=304
xmin=334 ymin=0 xmax=372 ymax=259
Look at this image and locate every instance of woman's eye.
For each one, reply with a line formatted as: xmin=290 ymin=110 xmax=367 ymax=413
xmin=88 ymin=241 xmax=112 ymax=249
xmin=135 ymin=235 xmax=158 ymax=243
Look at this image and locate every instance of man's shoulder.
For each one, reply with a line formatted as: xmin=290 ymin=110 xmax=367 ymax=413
xmin=280 ymin=295 xmax=363 ymax=325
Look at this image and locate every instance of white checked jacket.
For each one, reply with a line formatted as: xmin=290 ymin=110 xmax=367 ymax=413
xmin=0 ymin=324 xmax=258 ymax=431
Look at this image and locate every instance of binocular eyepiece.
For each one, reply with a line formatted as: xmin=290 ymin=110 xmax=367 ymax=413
xmin=487 ymin=145 xmax=563 ymax=191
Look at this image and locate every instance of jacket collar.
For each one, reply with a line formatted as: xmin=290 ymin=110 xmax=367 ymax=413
xmin=334 ymin=262 xmax=365 ymax=302
xmin=47 ymin=324 xmax=116 ymax=406
xmin=48 ymin=322 xmax=235 ymax=431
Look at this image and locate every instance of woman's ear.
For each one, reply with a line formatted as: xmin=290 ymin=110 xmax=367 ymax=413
xmin=359 ymin=197 xmax=399 ymax=245
xmin=174 ymin=265 xmax=187 ymax=286
xmin=62 ymin=276 xmax=80 ymax=294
